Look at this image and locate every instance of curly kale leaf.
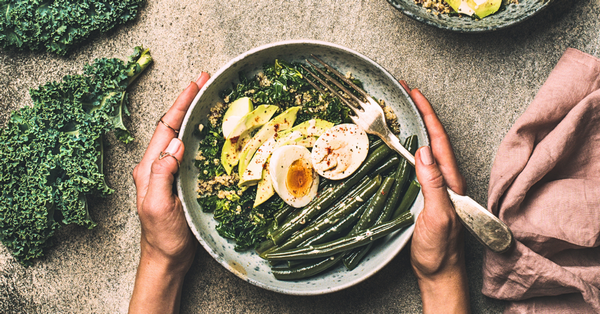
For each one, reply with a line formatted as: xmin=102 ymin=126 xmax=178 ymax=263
xmin=0 ymin=0 xmax=144 ymax=55
xmin=0 ymin=46 xmax=152 ymax=265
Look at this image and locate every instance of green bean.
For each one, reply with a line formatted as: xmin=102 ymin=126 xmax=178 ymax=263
xmin=264 ymin=183 xmax=333 ymax=237
xmin=264 ymin=211 xmax=414 ymax=261
xmin=376 ymin=135 xmax=418 ymax=224
xmin=269 ymin=144 xmax=393 ymax=245
xmin=259 ymin=205 xmax=298 ymax=254
xmin=369 ymin=156 xmax=399 ymax=178
xmin=393 ymin=180 xmax=421 ymax=219
xmin=298 ymin=201 xmax=369 ymax=248
xmin=255 ymin=239 xmax=276 ymax=255
xmin=265 ymin=174 xmax=342 ymax=241
xmin=369 ymin=138 xmax=383 ymax=151
xmin=259 ymin=185 xmax=338 ymax=253
xmin=343 ymin=242 xmax=372 ymax=270
xmin=272 ymin=254 xmax=344 ymax=280
xmin=273 ymin=205 xmax=295 ymax=227
xmin=343 ymin=136 xmax=418 ymax=269
xmin=351 ymin=175 xmax=395 ymax=233
xmin=263 ymin=176 xmax=381 ymax=258
xmin=262 ymin=178 xmax=370 ymax=255
xmin=286 ymin=202 xmax=369 ymax=269
xmin=342 ymin=175 xmax=395 ymax=269
xmin=275 ymin=181 xmax=336 ymax=229
xmin=344 ymin=136 xmax=418 ymax=270
xmin=308 ymin=178 xmax=371 ymax=227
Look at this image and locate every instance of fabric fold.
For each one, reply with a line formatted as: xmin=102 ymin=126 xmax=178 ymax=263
xmin=482 ymin=48 xmax=600 ymax=313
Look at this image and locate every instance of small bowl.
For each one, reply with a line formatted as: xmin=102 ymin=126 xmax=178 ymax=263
xmin=387 ymin=0 xmax=554 ymax=33
xmin=177 ymin=40 xmax=428 ymax=295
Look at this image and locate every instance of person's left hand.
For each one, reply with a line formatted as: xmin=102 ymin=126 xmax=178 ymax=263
xmin=132 ymin=73 xmax=209 ymax=273
xmin=129 ymin=73 xmax=209 ymax=314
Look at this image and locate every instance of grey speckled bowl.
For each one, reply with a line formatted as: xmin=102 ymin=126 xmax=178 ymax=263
xmin=177 ymin=40 xmax=428 ymax=295
xmin=388 ymin=0 xmax=554 ymax=33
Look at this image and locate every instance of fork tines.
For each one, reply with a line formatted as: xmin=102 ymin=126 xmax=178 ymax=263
xmin=301 ymin=55 xmax=371 ymax=114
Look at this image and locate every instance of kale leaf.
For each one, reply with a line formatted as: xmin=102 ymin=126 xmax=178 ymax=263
xmin=0 ymin=0 xmax=144 ymax=55
xmin=0 ymin=46 xmax=152 ymax=265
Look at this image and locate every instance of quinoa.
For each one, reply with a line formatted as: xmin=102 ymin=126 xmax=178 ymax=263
xmin=414 ymin=0 xmax=452 ymax=15
xmin=208 ymin=102 xmax=227 ymax=128
xmin=197 ymin=173 xmax=239 ymax=195
xmin=380 ymin=99 xmax=401 ymax=134
xmin=257 ymin=72 xmax=271 ymax=87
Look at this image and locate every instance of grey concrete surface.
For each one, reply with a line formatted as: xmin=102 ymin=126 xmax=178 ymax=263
xmin=0 ymin=0 xmax=599 ymax=313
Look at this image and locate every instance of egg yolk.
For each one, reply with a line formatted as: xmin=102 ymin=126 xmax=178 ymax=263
xmin=286 ymin=159 xmax=313 ymax=198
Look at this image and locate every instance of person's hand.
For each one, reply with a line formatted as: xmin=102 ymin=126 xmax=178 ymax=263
xmin=400 ymin=81 xmax=470 ymax=314
xmin=129 ymin=73 xmax=210 ymax=314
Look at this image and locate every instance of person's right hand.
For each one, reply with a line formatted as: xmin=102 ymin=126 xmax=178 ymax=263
xmin=400 ymin=81 xmax=470 ymax=314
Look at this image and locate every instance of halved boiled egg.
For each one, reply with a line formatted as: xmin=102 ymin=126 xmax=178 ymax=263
xmin=311 ymin=124 xmax=369 ymax=180
xmin=269 ymin=145 xmax=319 ymax=208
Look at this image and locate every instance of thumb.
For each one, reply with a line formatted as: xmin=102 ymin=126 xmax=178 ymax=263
xmin=145 ymin=138 xmax=185 ymax=205
xmin=415 ymin=146 xmax=454 ymax=216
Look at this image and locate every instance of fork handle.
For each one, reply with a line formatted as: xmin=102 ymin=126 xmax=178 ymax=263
xmin=380 ymin=131 xmax=416 ymax=167
xmin=380 ymin=132 xmax=513 ymax=253
xmin=447 ymin=189 xmax=513 ymax=253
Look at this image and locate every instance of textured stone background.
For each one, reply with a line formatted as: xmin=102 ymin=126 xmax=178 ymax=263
xmin=0 ymin=0 xmax=599 ymax=313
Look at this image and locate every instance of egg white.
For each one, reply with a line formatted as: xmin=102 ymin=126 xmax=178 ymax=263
xmin=270 ymin=145 xmax=319 ymax=208
xmin=311 ymin=124 xmax=369 ymax=180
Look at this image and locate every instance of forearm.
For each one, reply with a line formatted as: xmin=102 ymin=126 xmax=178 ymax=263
xmin=129 ymin=247 xmax=191 ymax=314
xmin=415 ymin=264 xmax=471 ymax=314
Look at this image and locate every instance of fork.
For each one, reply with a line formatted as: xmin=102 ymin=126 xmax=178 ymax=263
xmin=301 ymin=56 xmax=513 ymax=254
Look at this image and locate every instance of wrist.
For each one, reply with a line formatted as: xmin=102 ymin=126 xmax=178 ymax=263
xmin=139 ymin=238 xmax=196 ymax=277
xmin=129 ymin=244 xmax=194 ymax=314
xmin=414 ymin=263 xmax=470 ymax=314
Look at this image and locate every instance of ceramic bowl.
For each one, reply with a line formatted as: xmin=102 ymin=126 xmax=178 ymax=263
xmin=387 ymin=0 xmax=554 ymax=32
xmin=177 ymin=40 xmax=428 ymax=295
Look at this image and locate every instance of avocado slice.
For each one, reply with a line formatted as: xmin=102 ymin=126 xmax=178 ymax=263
xmin=445 ymin=0 xmax=501 ymax=18
xmin=278 ymin=119 xmax=334 ymax=140
xmin=274 ymin=119 xmax=335 ymax=148
xmin=220 ymin=105 xmax=279 ymax=175
xmin=239 ymin=137 xmax=278 ymax=187
xmin=237 ymin=107 xmax=301 ymax=177
xmin=253 ymin=162 xmax=275 ymax=207
xmin=222 ymin=97 xmax=253 ymax=138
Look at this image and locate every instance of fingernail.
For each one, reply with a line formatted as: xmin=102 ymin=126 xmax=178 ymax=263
xmin=195 ymin=71 xmax=207 ymax=82
xmin=420 ymin=146 xmax=434 ymax=165
xmin=165 ymin=138 xmax=182 ymax=155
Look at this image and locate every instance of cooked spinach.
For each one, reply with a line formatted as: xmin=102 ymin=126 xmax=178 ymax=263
xmin=194 ymin=122 xmax=225 ymax=181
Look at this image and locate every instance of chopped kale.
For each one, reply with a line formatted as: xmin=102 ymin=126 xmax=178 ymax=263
xmin=194 ymin=122 xmax=225 ymax=181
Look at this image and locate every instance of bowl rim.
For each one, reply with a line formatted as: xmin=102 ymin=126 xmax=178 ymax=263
xmin=386 ymin=0 xmax=554 ymax=33
xmin=177 ymin=39 xmax=426 ymax=295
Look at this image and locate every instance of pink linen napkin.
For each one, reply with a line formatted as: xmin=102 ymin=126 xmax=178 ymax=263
xmin=482 ymin=48 xmax=600 ymax=313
